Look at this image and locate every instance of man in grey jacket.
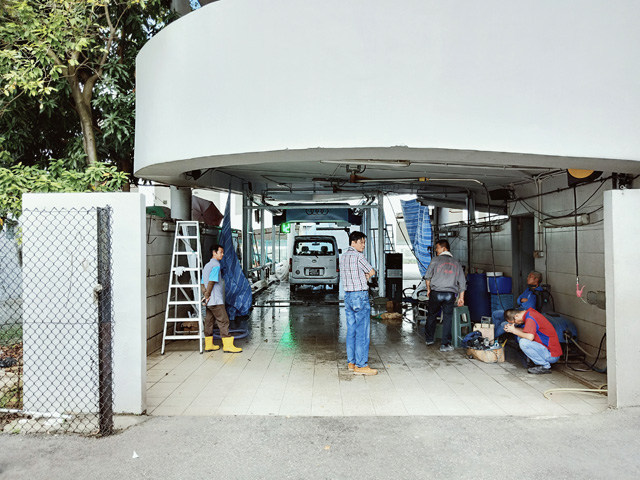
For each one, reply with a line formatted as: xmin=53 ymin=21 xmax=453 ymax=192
xmin=424 ymin=239 xmax=466 ymax=352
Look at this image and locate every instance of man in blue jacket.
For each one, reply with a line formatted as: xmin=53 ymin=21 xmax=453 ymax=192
xmin=492 ymin=270 xmax=543 ymax=338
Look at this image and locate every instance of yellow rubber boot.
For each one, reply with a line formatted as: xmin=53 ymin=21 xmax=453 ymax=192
xmin=222 ymin=336 xmax=242 ymax=353
xmin=205 ymin=336 xmax=220 ymax=351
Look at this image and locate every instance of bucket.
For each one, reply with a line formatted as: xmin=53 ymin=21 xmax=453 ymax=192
xmin=488 ymin=276 xmax=512 ymax=295
xmin=486 ymin=272 xmax=502 ymax=292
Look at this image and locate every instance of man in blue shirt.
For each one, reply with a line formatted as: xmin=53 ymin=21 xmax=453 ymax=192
xmin=201 ymin=244 xmax=242 ymax=353
xmin=492 ymin=270 xmax=543 ymax=338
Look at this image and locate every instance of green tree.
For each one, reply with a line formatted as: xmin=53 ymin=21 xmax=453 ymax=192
xmin=0 ymin=0 xmax=179 ymax=179
xmin=0 ymin=159 xmax=129 ymax=229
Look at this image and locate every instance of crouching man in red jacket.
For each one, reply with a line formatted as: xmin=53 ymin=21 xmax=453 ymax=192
xmin=504 ymin=308 xmax=562 ymax=374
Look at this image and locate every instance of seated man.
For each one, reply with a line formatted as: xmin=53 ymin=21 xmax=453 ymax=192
xmin=492 ymin=270 xmax=543 ymax=337
xmin=504 ymin=308 xmax=562 ymax=374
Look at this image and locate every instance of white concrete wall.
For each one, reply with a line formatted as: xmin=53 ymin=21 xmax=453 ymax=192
xmin=604 ymin=189 xmax=640 ymax=408
xmin=136 ymin=0 xmax=640 ymax=179
xmin=22 ymin=193 xmax=146 ymax=414
xmin=527 ymin=176 xmax=607 ymax=356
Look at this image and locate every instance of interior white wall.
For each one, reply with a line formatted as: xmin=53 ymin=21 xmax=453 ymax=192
xmin=136 ymin=0 xmax=640 ymax=177
xmin=604 ymin=189 xmax=640 ymax=408
xmin=146 ymin=216 xmax=174 ymax=355
xmin=22 ymin=193 xmax=147 ymax=414
xmin=435 ymin=174 xmax=620 ymax=368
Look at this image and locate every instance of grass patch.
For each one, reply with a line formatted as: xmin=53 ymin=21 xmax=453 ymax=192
xmin=0 ymin=383 xmax=22 ymax=409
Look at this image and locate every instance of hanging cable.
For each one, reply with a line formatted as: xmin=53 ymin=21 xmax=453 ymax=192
xmin=480 ymin=184 xmax=510 ymax=310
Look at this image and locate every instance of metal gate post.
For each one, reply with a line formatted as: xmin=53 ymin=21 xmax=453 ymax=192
xmin=97 ymin=207 xmax=114 ymax=436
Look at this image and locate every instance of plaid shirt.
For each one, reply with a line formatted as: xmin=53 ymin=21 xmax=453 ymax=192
xmin=340 ymin=246 xmax=373 ymax=291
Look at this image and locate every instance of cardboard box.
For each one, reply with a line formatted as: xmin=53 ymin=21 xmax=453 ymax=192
xmin=473 ymin=320 xmax=495 ymax=341
xmin=466 ymin=347 xmax=505 ymax=363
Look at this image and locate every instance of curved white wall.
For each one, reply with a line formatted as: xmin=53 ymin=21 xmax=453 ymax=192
xmin=135 ymin=0 xmax=640 ymax=178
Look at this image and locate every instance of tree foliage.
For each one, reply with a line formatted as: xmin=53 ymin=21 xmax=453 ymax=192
xmin=0 ymin=159 xmax=129 ymax=229
xmin=0 ymin=0 xmax=178 ymax=179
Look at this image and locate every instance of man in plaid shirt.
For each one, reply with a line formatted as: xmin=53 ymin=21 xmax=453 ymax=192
xmin=341 ymin=231 xmax=377 ymax=375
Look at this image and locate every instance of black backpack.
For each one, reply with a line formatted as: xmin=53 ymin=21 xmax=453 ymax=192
xmin=534 ymin=284 xmax=555 ymax=313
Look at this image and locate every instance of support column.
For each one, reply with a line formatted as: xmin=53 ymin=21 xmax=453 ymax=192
xmin=378 ymin=193 xmax=385 ymax=298
xmin=242 ymin=189 xmax=251 ymax=277
xmin=604 ymin=189 xmax=640 ymax=408
xmin=364 ymin=208 xmax=371 ymax=261
xmin=260 ymin=209 xmax=265 ymax=280
xmin=170 ymin=186 xmax=191 ymax=220
xmin=271 ymin=215 xmax=277 ymax=263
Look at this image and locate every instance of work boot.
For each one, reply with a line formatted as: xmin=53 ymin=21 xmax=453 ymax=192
xmin=222 ymin=336 xmax=243 ymax=353
xmin=348 ymin=363 xmax=355 ymax=371
xmin=354 ymin=366 xmax=378 ymax=376
xmin=439 ymin=344 xmax=455 ymax=352
xmin=528 ymin=365 xmax=551 ymax=374
xmin=205 ymin=336 xmax=220 ymax=351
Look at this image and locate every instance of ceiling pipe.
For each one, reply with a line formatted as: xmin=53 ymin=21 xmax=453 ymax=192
xmin=353 ymin=177 xmax=485 ymax=184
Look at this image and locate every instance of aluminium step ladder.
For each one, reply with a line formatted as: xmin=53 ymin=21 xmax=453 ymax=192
xmin=161 ymin=221 xmax=205 ymax=354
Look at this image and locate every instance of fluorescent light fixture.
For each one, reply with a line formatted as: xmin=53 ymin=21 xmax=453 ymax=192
xmin=320 ymin=159 xmax=411 ymax=168
xmin=541 ymin=214 xmax=590 ymax=228
xmin=411 ymin=162 xmax=554 ymax=171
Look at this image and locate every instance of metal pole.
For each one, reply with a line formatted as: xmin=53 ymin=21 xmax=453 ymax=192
xmin=364 ymin=208 xmax=371 ymax=261
xmin=97 ymin=207 xmax=113 ymax=436
xmin=260 ymin=209 xmax=265 ymax=280
xmin=271 ymin=214 xmax=277 ymax=264
xmin=466 ymin=194 xmax=475 ymax=269
xmin=242 ymin=189 xmax=251 ymax=277
xmin=377 ymin=193 xmax=385 ymax=298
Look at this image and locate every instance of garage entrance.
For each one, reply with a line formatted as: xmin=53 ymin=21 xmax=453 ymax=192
xmin=146 ymin=282 xmax=606 ymax=416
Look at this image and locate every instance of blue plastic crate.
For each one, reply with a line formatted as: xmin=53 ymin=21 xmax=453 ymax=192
xmin=490 ymin=293 xmax=514 ymax=312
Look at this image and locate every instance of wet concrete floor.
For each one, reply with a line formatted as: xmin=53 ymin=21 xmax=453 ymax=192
xmin=147 ymin=282 xmax=608 ymax=416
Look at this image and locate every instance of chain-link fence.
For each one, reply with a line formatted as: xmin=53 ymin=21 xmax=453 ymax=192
xmin=0 ymin=207 xmax=114 ymax=435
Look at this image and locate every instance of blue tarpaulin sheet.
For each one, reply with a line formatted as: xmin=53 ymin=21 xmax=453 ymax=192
xmin=400 ymin=199 xmax=432 ymax=277
xmin=220 ymin=191 xmax=253 ymax=321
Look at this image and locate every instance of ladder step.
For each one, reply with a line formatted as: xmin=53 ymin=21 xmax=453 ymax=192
xmin=164 ymin=335 xmax=202 ymax=341
xmin=176 ymin=235 xmax=199 ymax=239
xmin=174 ymin=252 xmax=197 ymax=255
xmin=165 ymin=317 xmax=203 ymax=322
xmin=168 ymin=301 xmax=201 ymax=305
xmin=172 ymin=267 xmax=200 ymax=271
xmin=169 ymin=284 xmax=201 ymax=288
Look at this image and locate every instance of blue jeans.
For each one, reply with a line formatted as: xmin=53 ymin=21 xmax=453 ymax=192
xmin=345 ymin=291 xmax=371 ymax=368
xmin=518 ymin=338 xmax=560 ymax=369
xmin=492 ymin=310 xmax=511 ymax=337
xmin=425 ymin=291 xmax=455 ymax=346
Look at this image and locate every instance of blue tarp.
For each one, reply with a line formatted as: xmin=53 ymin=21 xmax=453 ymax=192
xmin=220 ymin=191 xmax=253 ymax=321
xmin=400 ymin=199 xmax=432 ymax=277
xmin=543 ymin=313 xmax=579 ymax=343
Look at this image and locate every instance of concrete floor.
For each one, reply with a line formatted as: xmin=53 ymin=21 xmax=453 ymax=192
xmin=146 ymin=282 xmax=608 ymax=417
